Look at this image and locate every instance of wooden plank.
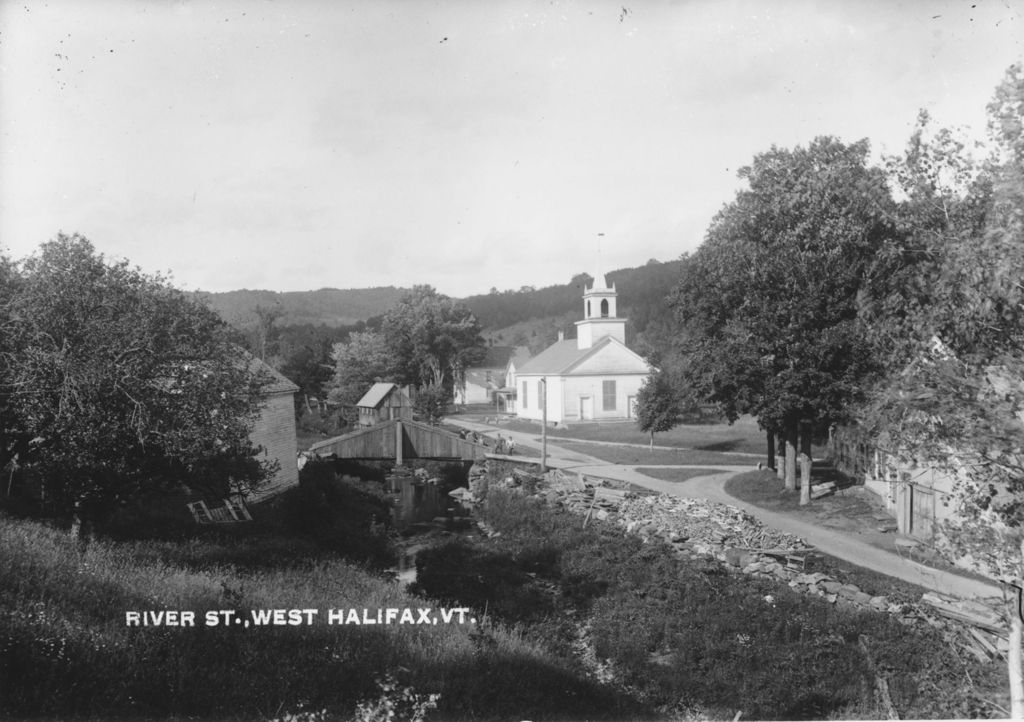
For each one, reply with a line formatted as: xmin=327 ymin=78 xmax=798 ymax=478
xmin=594 ymin=487 xmax=628 ymax=501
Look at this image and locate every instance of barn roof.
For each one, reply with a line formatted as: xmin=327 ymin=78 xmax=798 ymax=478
xmin=357 ymin=382 xmax=400 ymax=409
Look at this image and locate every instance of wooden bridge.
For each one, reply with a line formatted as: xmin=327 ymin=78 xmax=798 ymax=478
xmin=308 ymin=418 xmax=489 ymax=463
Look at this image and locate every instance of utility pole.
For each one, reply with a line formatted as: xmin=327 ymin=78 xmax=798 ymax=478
xmin=540 ymin=377 xmax=547 ymax=473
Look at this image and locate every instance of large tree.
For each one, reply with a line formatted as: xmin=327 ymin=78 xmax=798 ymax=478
xmin=325 ymin=330 xmax=393 ymax=407
xmin=381 ymin=285 xmax=485 ymax=399
xmin=672 ymin=137 xmax=896 ymax=501
xmin=858 ymin=65 xmax=1024 ymax=715
xmin=1 ymin=235 xmax=273 ymax=533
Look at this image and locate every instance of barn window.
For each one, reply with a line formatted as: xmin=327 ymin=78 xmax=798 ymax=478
xmin=602 ymin=380 xmax=616 ymax=410
xmin=522 ymin=380 xmax=528 ymax=408
xmin=600 ymin=299 xmax=609 ymax=317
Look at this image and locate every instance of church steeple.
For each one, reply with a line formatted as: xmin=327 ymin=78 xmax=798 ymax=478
xmin=576 ymin=267 xmax=626 ymax=349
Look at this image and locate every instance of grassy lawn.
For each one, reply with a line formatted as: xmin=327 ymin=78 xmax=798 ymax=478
xmin=557 ymin=440 xmax=757 ymax=467
xmin=635 ymin=467 xmax=732 ymax=483
xmin=492 ymin=415 xmax=771 ymax=453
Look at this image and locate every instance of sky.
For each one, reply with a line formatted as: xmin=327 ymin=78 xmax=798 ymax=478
xmin=0 ymin=0 xmax=1021 ymax=298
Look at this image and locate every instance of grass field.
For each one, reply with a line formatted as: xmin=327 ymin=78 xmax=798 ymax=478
xmin=556 ymin=440 xmax=757 ymax=467
xmin=495 ymin=415 xmax=770 ymax=453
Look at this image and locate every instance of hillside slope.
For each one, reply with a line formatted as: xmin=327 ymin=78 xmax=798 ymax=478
xmin=198 ymin=259 xmax=685 ymax=335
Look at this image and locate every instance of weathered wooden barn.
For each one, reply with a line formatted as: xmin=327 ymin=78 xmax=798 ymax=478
xmin=356 ymin=383 xmax=412 ymax=426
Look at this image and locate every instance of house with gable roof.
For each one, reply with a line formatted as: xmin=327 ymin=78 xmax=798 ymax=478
xmin=512 ymin=270 xmax=651 ymax=424
xmin=455 ymin=344 xmax=531 ymax=407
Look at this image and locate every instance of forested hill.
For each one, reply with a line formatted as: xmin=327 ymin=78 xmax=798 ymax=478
xmin=461 ymin=259 xmax=685 ymax=332
xmin=198 ymin=258 xmax=685 ymax=331
xmin=195 ymin=287 xmax=410 ymax=327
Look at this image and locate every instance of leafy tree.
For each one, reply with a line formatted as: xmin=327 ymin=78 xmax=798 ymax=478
xmin=858 ymin=64 xmax=1024 ymax=714
xmin=1 ymin=235 xmax=273 ymax=535
xmin=0 ymin=250 xmax=22 ymax=478
xmin=381 ymin=285 xmax=485 ymax=398
xmin=412 ymin=384 xmax=449 ymax=425
xmin=672 ymin=137 xmax=896 ymax=501
xmin=325 ymin=330 xmax=392 ymax=407
xmin=635 ymin=370 xmax=687 ymax=449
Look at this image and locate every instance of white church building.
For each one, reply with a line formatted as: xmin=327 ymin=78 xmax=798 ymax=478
xmin=513 ymin=271 xmax=651 ymax=424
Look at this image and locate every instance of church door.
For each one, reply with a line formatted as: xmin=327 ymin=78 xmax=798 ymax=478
xmin=627 ymin=395 xmax=637 ymax=419
xmin=579 ymin=396 xmax=593 ymax=420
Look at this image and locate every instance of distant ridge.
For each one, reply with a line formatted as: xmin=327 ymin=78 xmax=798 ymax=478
xmin=198 ymin=259 xmax=684 ymax=333
xmin=195 ymin=286 xmax=410 ymax=327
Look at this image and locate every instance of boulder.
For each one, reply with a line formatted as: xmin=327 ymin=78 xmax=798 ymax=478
xmin=853 ymin=591 xmax=873 ymax=606
xmin=837 ymin=585 xmax=862 ymax=601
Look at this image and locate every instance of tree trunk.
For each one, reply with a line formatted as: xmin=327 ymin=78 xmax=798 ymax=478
xmin=70 ymin=500 xmax=91 ymax=549
xmin=785 ymin=423 xmax=797 ymax=490
xmin=799 ymin=422 xmax=812 ymax=505
xmin=776 ymin=434 xmax=786 ymax=480
xmin=766 ymin=430 xmax=776 ymax=471
xmin=650 ymin=430 xmax=654 ymax=450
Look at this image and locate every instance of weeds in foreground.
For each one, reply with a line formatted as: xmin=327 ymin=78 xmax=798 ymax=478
xmin=0 ymin=512 xmax=640 ymax=720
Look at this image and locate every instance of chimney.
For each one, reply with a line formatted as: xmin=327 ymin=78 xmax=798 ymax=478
xmin=557 ymin=330 xmax=565 ymax=342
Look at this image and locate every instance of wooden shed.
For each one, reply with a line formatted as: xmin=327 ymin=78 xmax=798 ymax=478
xmin=356 ymin=383 xmax=413 ymax=426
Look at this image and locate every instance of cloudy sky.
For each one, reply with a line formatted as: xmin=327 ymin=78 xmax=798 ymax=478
xmin=0 ymin=0 xmax=1020 ymax=297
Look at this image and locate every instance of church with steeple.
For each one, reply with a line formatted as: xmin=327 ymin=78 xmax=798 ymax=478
xmin=512 ymin=270 xmax=651 ymax=424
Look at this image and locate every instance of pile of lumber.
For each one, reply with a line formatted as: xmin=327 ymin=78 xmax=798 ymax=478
xmin=920 ymin=591 xmax=1008 ymax=662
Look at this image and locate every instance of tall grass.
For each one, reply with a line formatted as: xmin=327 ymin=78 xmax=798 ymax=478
xmin=0 ymin=514 xmax=642 ymax=720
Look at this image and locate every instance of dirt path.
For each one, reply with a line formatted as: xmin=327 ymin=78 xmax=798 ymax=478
xmin=444 ymin=418 xmax=1003 ymax=601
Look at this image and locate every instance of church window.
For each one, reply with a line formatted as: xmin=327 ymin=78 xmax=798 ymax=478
xmin=600 ymin=299 xmax=609 ymax=317
xmin=602 ymin=380 xmax=616 ymax=411
xmin=587 ymin=300 xmax=591 ymax=318
xmin=522 ymin=380 xmax=528 ymax=408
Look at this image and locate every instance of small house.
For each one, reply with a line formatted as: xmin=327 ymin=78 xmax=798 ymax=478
xmin=356 ymin=382 xmax=413 ymax=426
xmin=456 ymin=345 xmax=531 ymax=407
